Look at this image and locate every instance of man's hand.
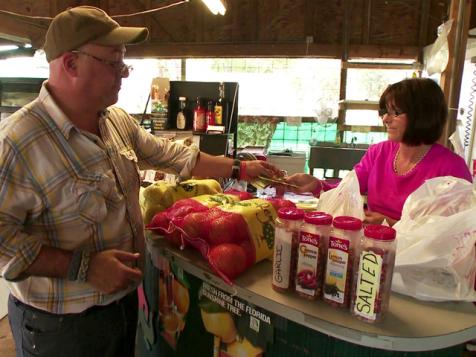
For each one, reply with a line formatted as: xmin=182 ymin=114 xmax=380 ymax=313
xmin=87 ymin=249 xmax=143 ymax=294
xmin=241 ymin=160 xmax=282 ymax=180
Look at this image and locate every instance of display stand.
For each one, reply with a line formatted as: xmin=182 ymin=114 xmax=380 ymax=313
xmin=137 ymin=237 xmax=476 ymax=357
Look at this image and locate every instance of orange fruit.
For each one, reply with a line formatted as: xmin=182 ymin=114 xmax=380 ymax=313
xmin=172 ymin=279 xmax=190 ymax=315
xmin=162 ymin=311 xmax=180 ymax=333
xmin=158 ymin=277 xmax=168 ymax=314
xmin=208 ymin=243 xmax=248 ymax=279
xmin=226 ymin=337 xmax=263 ymax=356
xmin=200 ymin=310 xmax=237 ymax=343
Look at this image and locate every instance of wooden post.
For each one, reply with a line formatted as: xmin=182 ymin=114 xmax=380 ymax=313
xmin=439 ymin=0 xmax=472 ymax=147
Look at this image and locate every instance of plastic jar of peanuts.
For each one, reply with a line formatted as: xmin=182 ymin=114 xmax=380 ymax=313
xmin=295 ymin=212 xmax=332 ymax=300
xmin=272 ymin=207 xmax=305 ymax=293
xmin=350 ymin=224 xmax=396 ymax=323
xmin=323 ymin=216 xmax=362 ymax=308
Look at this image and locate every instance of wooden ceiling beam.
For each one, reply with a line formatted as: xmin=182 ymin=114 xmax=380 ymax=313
xmin=98 ymin=0 xmax=109 ymax=13
xmin=125 ymin=42 xmax=418 ymax=59
xmin=194 ymin=0 xmax=204 ymax=43
xmin=143 ymin=0 xmax=153 ymax=39
xmin=343 ymin=62 xmax=417 ymax=69
xmin=349 ymin=44 xmax=419 ymax=59
xmin=304 ymin=0 xmax=315 ymax=43
xmin=132 ymin=0 xmax=175 ymax=41
xmin=363 ymin=0 xmax=372 ymax=44
xmin=418 ymin=0 xmax=431 ymax=62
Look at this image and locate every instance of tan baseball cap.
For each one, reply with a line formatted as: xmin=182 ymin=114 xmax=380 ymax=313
xmin=43 ymin=6 xmax=149 ymax=62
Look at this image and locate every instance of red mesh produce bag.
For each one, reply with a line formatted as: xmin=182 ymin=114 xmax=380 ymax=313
xmin=174 ymin=198 xmax=296 ymax=284
xmin=147 ymin=194 xmax=240 ymax=247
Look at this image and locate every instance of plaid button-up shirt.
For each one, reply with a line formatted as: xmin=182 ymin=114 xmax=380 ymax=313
xmin=0 ymin=82 xmax=199 ymax=313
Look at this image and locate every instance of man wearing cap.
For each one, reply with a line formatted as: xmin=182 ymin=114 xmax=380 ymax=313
xmin=0 ymin=6 xmax=279 ymax=357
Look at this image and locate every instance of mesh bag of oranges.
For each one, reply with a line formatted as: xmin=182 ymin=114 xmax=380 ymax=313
xmin=147 ymin=194 xmax=295 ymax=284
xmin=140 ymin=179 xmax=222 ymax=224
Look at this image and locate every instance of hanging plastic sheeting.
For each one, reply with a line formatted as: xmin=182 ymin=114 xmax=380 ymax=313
xmin=426 ymin=20 xmax=453 ymax=76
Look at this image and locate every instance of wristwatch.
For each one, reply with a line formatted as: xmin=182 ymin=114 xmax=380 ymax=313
xmin=231 ymin=159 xmax=241 ymax=179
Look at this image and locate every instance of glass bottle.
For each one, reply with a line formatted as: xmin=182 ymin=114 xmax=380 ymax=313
xmin=193 ymin=97 xmax=206 ymax=132
xmin=323 ymin=216 xmax=362 ymax=308
xmin=206 ymin=100 xmax=215 ymax=126
xmin=176 ymin=97 xmax=187 ymax=130
xmin=350 ymin=224 xmax=396 ymax=323
xmin=272 ymin=207 xmax=304 ymax=293
xmin=214 ymin=82 xmax=225 ymax=126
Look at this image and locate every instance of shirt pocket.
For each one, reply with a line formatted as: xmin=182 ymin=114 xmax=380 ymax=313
xmin=73 ymin=180 xmax=109 ymax=224
xmin=119 ymin=148 xmax=141 ymax=190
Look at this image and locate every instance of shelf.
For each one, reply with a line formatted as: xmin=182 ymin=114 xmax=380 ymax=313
xmin=338 ymin=100 xmax=379 ymax=111
xmin=338 ymin=124 xmax=387 ymax=133
xmin=342 ymin=62 xmax=420 ymax=70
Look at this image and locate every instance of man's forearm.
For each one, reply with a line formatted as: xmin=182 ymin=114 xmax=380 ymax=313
xmin=191 ymin=152 xmax=233 ymax=178
xmin=25 ymin=246 xmax=72 ymax=279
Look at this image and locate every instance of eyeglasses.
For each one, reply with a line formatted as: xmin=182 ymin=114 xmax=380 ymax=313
xmin=71 ymin=50 xmax=133 ymax=76
xmin=378 ymin=108 xmax=405 ymax=119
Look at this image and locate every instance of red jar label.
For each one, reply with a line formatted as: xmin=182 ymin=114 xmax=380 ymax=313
xmin=295 ymin=232 xmax=320 ymax=296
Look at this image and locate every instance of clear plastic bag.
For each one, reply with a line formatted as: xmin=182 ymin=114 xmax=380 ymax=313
xmin=392 ymin=176 xmax=476 ymax=301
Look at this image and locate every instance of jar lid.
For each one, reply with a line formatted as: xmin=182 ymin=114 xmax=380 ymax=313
xmin=332 ymin=216 xmax=362 ymax=231
xmin=304 ymin=211 xmax=332 ymax=225
xmin=364 ymin=224 xmax=396 ymax=241
xmin=278 ymin=207 xmax=305 ymax=220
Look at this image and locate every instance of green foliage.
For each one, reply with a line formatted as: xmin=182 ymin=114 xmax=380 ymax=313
xmin=237 ymin=123 xmax=277 ymax=148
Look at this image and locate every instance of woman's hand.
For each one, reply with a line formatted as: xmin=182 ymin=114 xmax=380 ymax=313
xmin=364 ymin=209 xmax=397 ymax=226
xmin=274 ymin=173 xmax=321 ymax=196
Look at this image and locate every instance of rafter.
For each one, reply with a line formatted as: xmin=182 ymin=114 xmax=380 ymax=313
xmin=132 ymin=0 xmax=175 ymax=41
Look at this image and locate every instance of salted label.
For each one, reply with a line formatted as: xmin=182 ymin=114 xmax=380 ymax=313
xmin=353 ymin=251 xmax=382 ymax=320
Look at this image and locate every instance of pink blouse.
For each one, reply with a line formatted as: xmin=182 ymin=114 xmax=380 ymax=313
xmin=353 ymin=141 xmax=472 ymax=220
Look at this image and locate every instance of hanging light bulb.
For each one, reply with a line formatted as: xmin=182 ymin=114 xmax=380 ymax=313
xmin=201 ymin=0 xmax=226 ymax=15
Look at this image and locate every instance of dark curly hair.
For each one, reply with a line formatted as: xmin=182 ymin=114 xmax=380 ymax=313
xmin=379 ymin=78 xmax=447 ymax=146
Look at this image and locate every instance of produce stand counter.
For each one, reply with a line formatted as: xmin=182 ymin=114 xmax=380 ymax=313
xmin=138 ymin=237 xmax=476 ymax=357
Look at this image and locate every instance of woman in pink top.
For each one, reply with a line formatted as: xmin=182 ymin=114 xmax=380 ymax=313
xmin=283 ymin=78 xmax=472 ymax=225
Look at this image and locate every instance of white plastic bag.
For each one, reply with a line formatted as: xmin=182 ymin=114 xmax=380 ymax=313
xmin=392 ymin=176 xmax=476 ymax=301
xmin=426 ymin=20 xmax=452 ymax=75
xmin=316 ymin=170 xmax=364 ymax=220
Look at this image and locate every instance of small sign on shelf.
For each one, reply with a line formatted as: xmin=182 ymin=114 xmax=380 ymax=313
xmin=206 ymin=125 xmax=226 ymax=134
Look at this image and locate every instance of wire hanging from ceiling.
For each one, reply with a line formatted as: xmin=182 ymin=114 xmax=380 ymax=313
xmin=112 ymin=0 xmax=190 ymax=18
xmin=0 ymin=0 xmax=190 ymax=22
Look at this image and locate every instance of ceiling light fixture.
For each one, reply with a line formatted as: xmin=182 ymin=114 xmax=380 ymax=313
xmin=201 ymin=0 xmax=226 ymax=15
xmin=0 ymin=45 xmax=19 ymax=52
